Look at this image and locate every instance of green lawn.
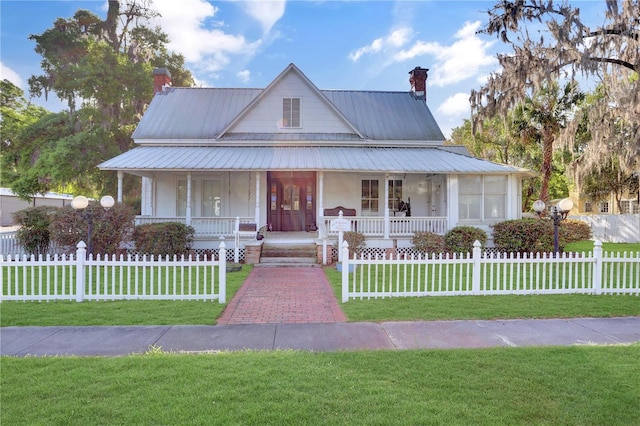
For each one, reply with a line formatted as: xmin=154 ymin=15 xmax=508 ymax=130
xmin=2 ymin=243 xmax=639 ymax=425
xmin=324 ymin=266 xmax=640 ymax=322
xmin=2 ymin=346 xmax=639 ymax=425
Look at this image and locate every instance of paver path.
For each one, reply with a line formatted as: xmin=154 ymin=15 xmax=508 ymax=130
xmin=217 ymin=267 xmax=347 ymax=324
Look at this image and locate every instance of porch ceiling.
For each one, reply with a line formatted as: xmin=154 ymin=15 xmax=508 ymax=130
xmin=98 ymin=146 xmax=532 ymax=175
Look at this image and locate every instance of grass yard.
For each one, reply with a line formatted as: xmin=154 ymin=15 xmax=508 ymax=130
xmin=565 ymin=241 xmax=640 ymax=253
xmin=0 ymin=265 xmax=251 ymax=326
xmin=323 ymin=240 xmax=640 ymax=322
xmin=325 ymin=266 xmax=640 ymax=322
xmin=2 ymin=346 xmax=639 ymax=425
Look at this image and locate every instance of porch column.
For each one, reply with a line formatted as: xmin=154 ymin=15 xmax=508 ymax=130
xmin=117 ymin=170 xmax=123 ymax=203
xmin=318 ymin=171 xmax=324 ymax=217
xmin=141 ymin=176 xmax=153 ymax=215
xmin=186 ymin=172 xmax=192 ymax=225
xmin=255 ymin=171 xmax=260 ymax=225
xmin=447 ymin=175 xmax=458 ymax=232
xmin=384 ymin=173 xmax=390 ymax=239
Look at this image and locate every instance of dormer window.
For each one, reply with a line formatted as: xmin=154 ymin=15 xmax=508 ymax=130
xmin=283 ymin=98 xmax=300 ymax=128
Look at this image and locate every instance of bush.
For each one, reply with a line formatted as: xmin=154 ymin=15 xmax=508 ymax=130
xmin=560 ymin=219 xmax=592 ymax=244
xmin=343 ymin=231 xmax=366 ymax=258
xmin=444 ymin=226 xmax=487 ymax=254
xmin=49 ymin=201 xmax=135 ymax=255
xmin=492 ymin=218 xmax=554 ymax=253
xmin=412 ymin=231 xmax=445 ymax=255
xmin=133 ymin=222 xmax=195 ymax=257
xmin=12 ymin=206 xmax=59 ymax=256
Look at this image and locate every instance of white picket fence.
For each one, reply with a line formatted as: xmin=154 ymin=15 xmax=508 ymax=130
xmin=340 ymin=241 xmax=640 ymax=302
xmin=1 ymin=241 xmax=227 ymax=303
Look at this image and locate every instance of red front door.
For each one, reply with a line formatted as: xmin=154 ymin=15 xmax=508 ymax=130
xmin=268 ymin=172 xmax=316 ymax=231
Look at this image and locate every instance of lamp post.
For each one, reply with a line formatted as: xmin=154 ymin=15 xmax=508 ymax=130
xmin=72 ymin=195 xmax=115 ymax=256
xmin=533 ymin=198 xmax=574 ymax=254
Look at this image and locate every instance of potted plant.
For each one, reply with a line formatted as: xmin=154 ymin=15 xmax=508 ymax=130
xmin=336 ymin=230 xmax=365 ymax=272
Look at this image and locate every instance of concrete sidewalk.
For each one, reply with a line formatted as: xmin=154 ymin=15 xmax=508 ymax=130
xmin=1 ymin=317 xmax=638 ymax=357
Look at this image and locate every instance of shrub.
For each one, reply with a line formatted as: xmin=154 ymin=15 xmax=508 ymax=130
xmin=560 ymin=219 xmax=592 ymax=244
xmin=49 ymin=201 xmax=135 ymax=255
xmin=412 ymin=231 xmax=445 ymax=255
xmin=444 ymin=226 xmax=487 ymax=254
xmin=12 ymin=205 xmax=59 ymax=256
xmin=492 ymin=218 xmax=555 ymax=254
xmin=133 ymin=222 xmax=195 ymax=257
xmin=343 ymin=231 xmax=366 ymax=258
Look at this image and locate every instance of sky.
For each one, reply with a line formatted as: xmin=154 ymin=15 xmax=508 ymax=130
xmin=0 ymin=0 xmax=606 ymax=138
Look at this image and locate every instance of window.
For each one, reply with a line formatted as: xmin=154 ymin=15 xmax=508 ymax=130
xmin=282 ymin=98 xmax=300 ymax=128
xmin=620 ymin=200 xmax=639 ymax=214
xmin=388 ymin=179 xmax=403 ymax=211
xmin=584 ymin=201 xmax=592 ymax=213
xmin=361 ymin=179 xmax=379 ymax=213
xmin=458 ymin=175 xmax=507 ymax=221
xmin=176 ymin=180 xmax=196 ymax=216
xmin=599 ymin=202 xmax=609 ymax=213
xmin=202 ymin=180 xmax=222 ymax=217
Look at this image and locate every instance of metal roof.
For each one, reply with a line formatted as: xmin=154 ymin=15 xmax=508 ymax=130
xmin=131 ymin=88 xmax=445 ymax=142
xmin=99 ymin=146 xmax=530 ymax=175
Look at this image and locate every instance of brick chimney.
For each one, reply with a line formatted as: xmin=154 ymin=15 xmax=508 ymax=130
xmin=409 ymin=66 xmax=428 ymax=101
xmin=153 ymin=68 xmax=172 ymax=93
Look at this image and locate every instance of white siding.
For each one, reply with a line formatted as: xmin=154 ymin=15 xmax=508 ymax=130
xmin=229 ymin=72 xmax=354 ymax=134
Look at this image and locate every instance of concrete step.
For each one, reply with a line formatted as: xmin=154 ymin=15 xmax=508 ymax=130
xmin=259 ymin=256 xmax=318 ymax=264
xmin=254 ymin=262 xmax=321 ymax=268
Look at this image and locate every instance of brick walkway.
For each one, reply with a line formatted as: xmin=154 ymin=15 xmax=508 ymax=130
xmin=217 ymin=267 xmax=347 ymax=324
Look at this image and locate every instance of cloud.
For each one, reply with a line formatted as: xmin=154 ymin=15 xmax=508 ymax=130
xmin=0 ymin=62 xmax=22 ymax=87
xmin=238 ymin=0 xmax=286 ymax=34
xmin=394 ymin=21 xmax=497 ymax=87
xmin=437 ymin=92 xmax=471 ymax=117
xmin=150 ymin=0 xmax=268 ymax=75
xmin=349 ymin=27 xmax=412 ymax=62
xmin=237 ymin=69 xmax=251 ymax=83
xmin=350 ymin=21 xmax=496 ymax=87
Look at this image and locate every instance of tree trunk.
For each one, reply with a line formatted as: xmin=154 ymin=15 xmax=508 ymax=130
xmin=539 ymin=129 xmax=554 ymax=204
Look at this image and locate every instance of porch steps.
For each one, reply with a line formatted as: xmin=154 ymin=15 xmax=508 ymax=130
xmin=258 ymin=242 xmax=319 ymax=267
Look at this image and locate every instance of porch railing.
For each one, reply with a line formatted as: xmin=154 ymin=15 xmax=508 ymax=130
xmin=321 ymin=216 xmax=448 ymax=238
xmin=135 ymin=216 xmax=255 ymax=238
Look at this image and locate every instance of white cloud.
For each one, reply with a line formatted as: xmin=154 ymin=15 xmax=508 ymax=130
xmin=350 ymin=21 xmax=496 ymax=87
xmin=437 ymin=92 xmax=471 ymax=117
xmin=0 ymin=62 xmax=22 ymax=87
xmin=394 ymin=21 xmax=497 ymax=87
xmin=238 ymin=0 xmax=286 ymax=34
xmin=349 ymin=27 xmax=412 ymax=62
xmin=150 ymin=0 xmax=265 ymax=75
xmin=237 ymin=69 xmax=251 ymax=83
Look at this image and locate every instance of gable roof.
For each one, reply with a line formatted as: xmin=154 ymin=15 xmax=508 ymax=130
xmin=131 ymin=64 xmax=445 ymax=144
xmin=219 ymin=63 xmax=364 ymax=139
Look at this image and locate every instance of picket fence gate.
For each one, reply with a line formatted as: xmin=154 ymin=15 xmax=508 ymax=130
xmin=341 ymin=240 xmax=640 ymax=302
xmin=1 ymin=241 xmax=227 ymax=303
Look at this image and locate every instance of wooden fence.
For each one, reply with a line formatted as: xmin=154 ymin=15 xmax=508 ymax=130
xmin=340 ymin=241 xmax=640 ymax=302
xmin=1 ymin=241 xmax=227 ymax=303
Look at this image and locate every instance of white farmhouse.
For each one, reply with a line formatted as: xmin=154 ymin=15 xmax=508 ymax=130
xmin=99 ymin=64 xmax=530 ymax=262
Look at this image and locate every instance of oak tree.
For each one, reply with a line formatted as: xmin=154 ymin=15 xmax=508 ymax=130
xmin=471 ymin=0 xmax=639 ymax=185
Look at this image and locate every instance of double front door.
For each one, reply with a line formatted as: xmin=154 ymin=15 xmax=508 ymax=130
xmin=267 ymin=172 xmax=316 ymax=231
